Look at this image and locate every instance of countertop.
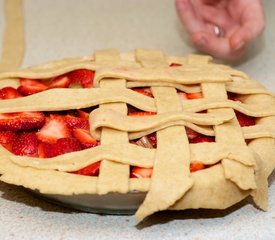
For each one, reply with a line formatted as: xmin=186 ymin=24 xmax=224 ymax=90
xmin=0 ymin=0 xmax=275 ymax=239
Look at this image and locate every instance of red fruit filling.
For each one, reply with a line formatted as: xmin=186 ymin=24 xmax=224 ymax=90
xmin=190 ymin=162 xmax=205 ymax=172
xmin=67 ymin=69 xmax=94 ymax=88
xmin=0 ymin=87 xmax=22 ymax=99
xmin=128 ymin=111 xmax=156 ymax=117
xmin=36 ymin=114 xmax=71 ymax=143
xmin=132 ymin=87 xmax=153 ymax=97
xmin=4 ymin=69 xmax=95 ymax=97
xmin=235 ymin=110 xmax=255 ymax=127
xmin=0 ymin=112 xmax=45 ymax=131
xmin=72 ymin=128 xmax=98 ymax=149
xmin=0 ymin=109 xmax=98 ymax=157
xmin=131 ymin=167 xmax=153 ymax=178
xmin=71 ymin=161 xmax=101 ymax=176
xmin=48 ymin=75 xmax=70 ymax=88
xmin=0 ymin=83 xmax=256 ymax=178
xmin=177 ymin=91 xmax=203 ymax=100
xmin=12 ymin=132 xmax=39 ymax=157
xmin=170 ymin=63 xmax=182 ymax=67
xmin=18 ymin=79 xmax=49 ymax=96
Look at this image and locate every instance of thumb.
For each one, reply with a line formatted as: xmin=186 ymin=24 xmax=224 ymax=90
xmin=192 ymin=32 xmax=245 ymax=60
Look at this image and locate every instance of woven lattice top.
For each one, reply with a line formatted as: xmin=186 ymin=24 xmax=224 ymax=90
xmin=0 ymin=49 xmax=275 ymax=221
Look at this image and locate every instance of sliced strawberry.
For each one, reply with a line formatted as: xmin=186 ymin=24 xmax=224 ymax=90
xmin=235 ymin=111 xmax=255 ymax=127
xmin=12 ymin=132 xmax=39 ymax=157
xmin=38 ymin=138 xmax=82 ymax=158
xmin=0 ymin=130 xmax=17 ymax=144
xmin=67 ymin=69 xmax=94 ymax=88
xmin=65 ymin=115 xmax=89 ymax=130
xmin=131 ymin=167 xmax=153 ymax=178
xmin=186 ymin=92 xmax=203 ymax=99
xmin=189 ymin=134 xmax=215 ymax=144
xmin=177 ymin=91 xmax=188 ymax=100
xmin=0 ymin=112 xmax=45 ymax=131
xmin=170 ymin=63 xmax=182 ymax=67
xmin=76 ymin=109 xmax=89 ymax=119
xmin=72 ymin=161 xmax=101 ymax=176
xmin=17 ymin=79 xmax=48 ymax=96
xmin=37 ymin=143 xmax=47 ymax=158
xmin=54 ymin=138 xmax=82 ymax=155
xmin=72 ymin=128 xmax=98 ymax=148
xmin=0 ymin=87 xmax=21 ymax=99
xmin=38 ymin=142 xmax=59 ymax=158
xmin=228 ymin=92 xmax=239 ymax=101
xmin=36 ymin=114 xmax=71 ymax=143
xmin=190 ymin=162 xmax=205 ymax=172
xmin=128 ymin=111 xmax=156 ymax=117
xmin=2 ymin=143 xmax=13 ymax=152
xmin=48 ymin=75 xmax=70 ymax=88
xmin=185 ymin=127 xmax=199 ymax=140
xmin=132 ymin=88 xmax=153 ymax=97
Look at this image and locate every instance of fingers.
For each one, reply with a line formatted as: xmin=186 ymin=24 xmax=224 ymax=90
xmin=192 ymin=32 xmax=245 ymax=60
xmin=202 ymin=0 xmax=222 ymax=5
xmin=230 ymin=2 xmax=265 ymax=51
xmin=175 ymin=0 xmax=205 ymax=33
xmin=175 ymin=0 xmax=265 ymax=60
xmin=198 ymin=5 xmax=235 ymax=31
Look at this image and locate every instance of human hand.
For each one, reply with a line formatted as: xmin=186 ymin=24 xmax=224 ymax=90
xmin=175 ymin=0 xmax=265 ymax=60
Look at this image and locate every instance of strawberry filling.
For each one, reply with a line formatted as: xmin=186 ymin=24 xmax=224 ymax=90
xmin=0 ymin=78 xmax=256 ymax=178
xmin=15 ymin=69 xmax=95 ymax=96
xmin=0 ymin=87 xmax=22 ymax=99
xmin=0 ymin=109 xmax=99 ymax=159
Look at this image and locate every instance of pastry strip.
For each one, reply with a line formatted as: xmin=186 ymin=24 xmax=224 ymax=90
xmin=226 ymin=78 xmax=275 ymax=96
xmin=10 ymin=142 xmax=255 ymax=171
xmin=202 ymin=83 xmax=257 ymax=191
xmin=182 ymin=98 xmax=275 ymax=117
xmin=0 ymin=0 xmax=24 ymax=71
xmin=95 ymin=49 xmax=130 ymax=195
xmin=89 ymin=108 xmax=233 ymax=139
xmin=0 ymin=57 xmax=140 ymax=80
xmin=10 ymin=143 xmax=156 ymax=171
xmin=0 ymin=88 xmax=156 ymax=113
xmin=134 ymin=49 xmax=193 ymax=221
xmin=94 ymin=66 xmax=235 ymax=87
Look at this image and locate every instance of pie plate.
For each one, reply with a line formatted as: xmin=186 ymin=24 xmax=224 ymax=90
xmin=32 ymin=191 xmax=146 ymax=215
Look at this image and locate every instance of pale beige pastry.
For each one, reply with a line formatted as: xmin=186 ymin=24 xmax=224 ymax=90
xmin=0 ymin=49 xmax=274 ymax=222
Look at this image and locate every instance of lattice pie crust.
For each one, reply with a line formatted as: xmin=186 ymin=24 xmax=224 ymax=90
xmin=0 ymin=49 xmax=275 ymax=221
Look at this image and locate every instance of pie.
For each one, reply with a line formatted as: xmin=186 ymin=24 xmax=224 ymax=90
xmin=0 ymin=49 xmax=274 ymax=221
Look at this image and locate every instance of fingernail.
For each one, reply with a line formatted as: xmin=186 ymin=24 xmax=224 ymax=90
xmin=234 ymin=41 xmax=245 ymax=51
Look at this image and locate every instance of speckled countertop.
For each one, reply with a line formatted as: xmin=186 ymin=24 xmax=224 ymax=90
xmin=0 ymin=0 xmax=275 ymax=239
